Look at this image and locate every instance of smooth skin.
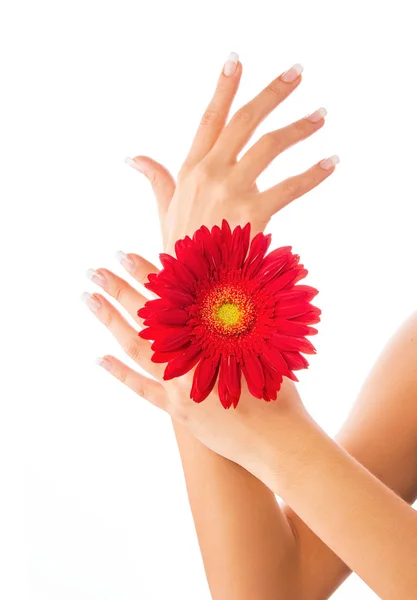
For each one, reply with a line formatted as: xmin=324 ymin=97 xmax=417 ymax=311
xmin=82 ymin=56 xmax=417 ymax=599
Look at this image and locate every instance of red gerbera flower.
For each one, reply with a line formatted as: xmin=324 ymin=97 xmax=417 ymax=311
xmin=138 ymin=220 xmax=321 ymax=409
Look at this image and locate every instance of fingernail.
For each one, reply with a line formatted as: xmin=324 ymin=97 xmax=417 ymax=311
xmin=280 ymin=63 xmax=304 ymax=83
xmin=95 ymin=357 xmax=112 ymax=371
xmin=80 ymin=291 xmax=101 ymax=312
xmin=124 ymin=157 xmax=145 ymax=173
xmin=223 ymin=52 xmax=239 ymax=77
xmin=86 ymin=268 xmax=106 ymax=287
xmin=115 ymin=250 xmax=135 ymax=271
xmin=319 ymin=155 xmax=340 ymax=170
xmin=305 ymin=107 xmax=327 ymax=123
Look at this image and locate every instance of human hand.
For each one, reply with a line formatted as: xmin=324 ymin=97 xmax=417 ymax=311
xmin=125 ymin=53 xmax=339 ymax=253
xmin=82 ymin=255 xmax=310 ymax=485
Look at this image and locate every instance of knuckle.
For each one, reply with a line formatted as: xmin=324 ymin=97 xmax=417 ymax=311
xmin=103 ymin=311 xmax=113 ymax=328
xmin=114 ymin=284 xmax=125 ymax=304
xmin=292 ymin=119 xmax=309 ymax=135
xmin=118 ymin=365 xmax=128 ymax=385
xmin=233 ymin=104 xmax=254 ymax=125
xmin=134 ymin=381 xmax=146 ymax=398
xmin=260 ymin=131 xmax=281 ymax=151
xmin=200 ymin=108 xmax=220 ymax=127
xmin=264 ymin=81 xmax=284 ymax=101
xmin=123 ymin=340 xmax=142 ymax=362
xmin=281 ymin=178 xmax=297 ymax=199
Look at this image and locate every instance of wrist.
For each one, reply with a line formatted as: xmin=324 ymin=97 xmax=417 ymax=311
xmin=252 ymin=404 xmax=318 ymax=493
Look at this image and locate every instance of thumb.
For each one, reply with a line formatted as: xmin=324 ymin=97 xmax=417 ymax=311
xmin=125 ymin=155 xmax=176 ymax=215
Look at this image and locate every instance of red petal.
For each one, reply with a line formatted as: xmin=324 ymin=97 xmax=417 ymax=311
xmin=161 ymin=288 xmax=195 ymax=306
xmin=137 ymin=306 xmax=153 ymax=319
xmin=151 ymin=350 xmax=182 ymax=363
xmin=159 ymin=252 xmax=195 ymax=291
xmin=261 ymin=346 xmax=299 ymax=382
xmin=281 ymin=351 xmax=309 ymax=370
xmin=273 ymin=318 xmax=318 ymax=337
xmin=151 ymin=328 xmax=192 ymax=352
xmin=290 ymin=306 xmax=322 ymax=325
xmin=191 ymin=356 xmax=220 ymax=403
xmin=163 ymin=344 xmax=202 ymax=380
xmin=241 ymin=354 xmax=264 ymax=398
xmin=276 ymin=285 xmax=319 ymax=303
xmin=269 ymin=334 xmax=316 ymax=354
xmin=218 ymin=356 xmax=233 ymax=409
xmin=268 ymin=267 xmax=307 ymax=293
xmin=259 ymin=355 xmax=282 ymax=401
xmin=256 ymin=256 xmax=290 ymax=286
xmin=243 ymin=233 xmax=272 ymax=277
xmin=261 ymin=246 xmax=292 ymax=268
xmin=151 ymin=309 xmax=189 ymax=326
xmin=229 ymin=225 xmax=250 ymax=271
xmin=175 ymin=238 xmax=208 ymax=279
xmin=201 ymin=225 xmax=222 ymax=269
xmin=276 ymin=301 xmax=317 ymax=319
xmin=139 ymin=327 xmax=161 ymax=340
xmin=195 ymin=354 xmax=221 ymax=393
xmin=226 ymin=355 xmax=241 ymax=399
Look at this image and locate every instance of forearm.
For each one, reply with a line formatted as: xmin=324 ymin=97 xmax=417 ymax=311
xmin=172 ymin=420 xmax=300 ymax=599
xmin=264 ymin=410 xmax=417 ymax=600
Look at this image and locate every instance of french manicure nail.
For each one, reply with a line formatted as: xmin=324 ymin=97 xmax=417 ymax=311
xmin=115 ymin=250 xmax=135 ymax=271
xmin=319 ymin=155 xmax=340 ymax=170
xmin=124 ymin=157 xmax=145 ymax=173
xmin=80 ymin=291 xmax=101 ymax=312
xmin=95 ymin=357 xmax=112 ymax=371
xmin=223 ymin=52 xmax=239 ymax=77
xmin=281 ymin=63 xmax=304 ymax=83
xmin=86 ymin=268 xmax=106 ymax=287
xmin=305 ymin=107 xmax=327 ymax=123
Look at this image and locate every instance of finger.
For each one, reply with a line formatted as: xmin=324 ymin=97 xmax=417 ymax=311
xmin=114 ymin=252 xmax=159 ymax=287
xmin=234 ymin=108 xmax=326 ymax=184
xmin=125 ymin=155 xmax=176 ymax=216
xmin=259 ymin=155 xmax=340 ymax=213
xmin=182 ymin=52 xmax=242 ymax=168
xmin=86 ymin=267 xmax=148 ymax=326
xmin=211 ymin=63 xmax=304 ymax=164
xmin=81 ymin=292 xmax=164 ymax=380
xmin=97 ymin=355 xmax=168 ymax=412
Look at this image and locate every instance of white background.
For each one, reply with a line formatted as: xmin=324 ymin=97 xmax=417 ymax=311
xmin=1 ymin=0 xmax=416 ymax=598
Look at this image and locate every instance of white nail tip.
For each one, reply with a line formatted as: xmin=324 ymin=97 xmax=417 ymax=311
xmin=227 ymin=52 xmax=239 ymax=64
xmin=85 ymin=268 xmax=97 ymax=281
xmin=115 ymin=250 xmax=127 ymax=263
xmin=328 ymin=154 xmax=340 ymax=165
xmin=115 ymin=251 xmax=135 ymax=269
xmin=80 ymin=291 xmax=92 ymax=304
xmin=223 ymin=52 xmax=239 ymax=76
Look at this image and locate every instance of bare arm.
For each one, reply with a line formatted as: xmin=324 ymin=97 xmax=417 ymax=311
xmin=279 ymin=311 xmax=417 ymax=599
xmin=172 ymin=424 xmax=299 ymax=599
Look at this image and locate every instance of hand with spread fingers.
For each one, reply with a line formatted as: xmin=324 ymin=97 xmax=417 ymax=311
xmin=123 ymin=56 xmax=338 ymax=254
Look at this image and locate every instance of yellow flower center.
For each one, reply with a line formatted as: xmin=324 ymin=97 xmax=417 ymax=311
xmin=200 ymin=284 xmax=255 ymax=336
xmin=216 ymin=303 xmax=241 ymax=326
